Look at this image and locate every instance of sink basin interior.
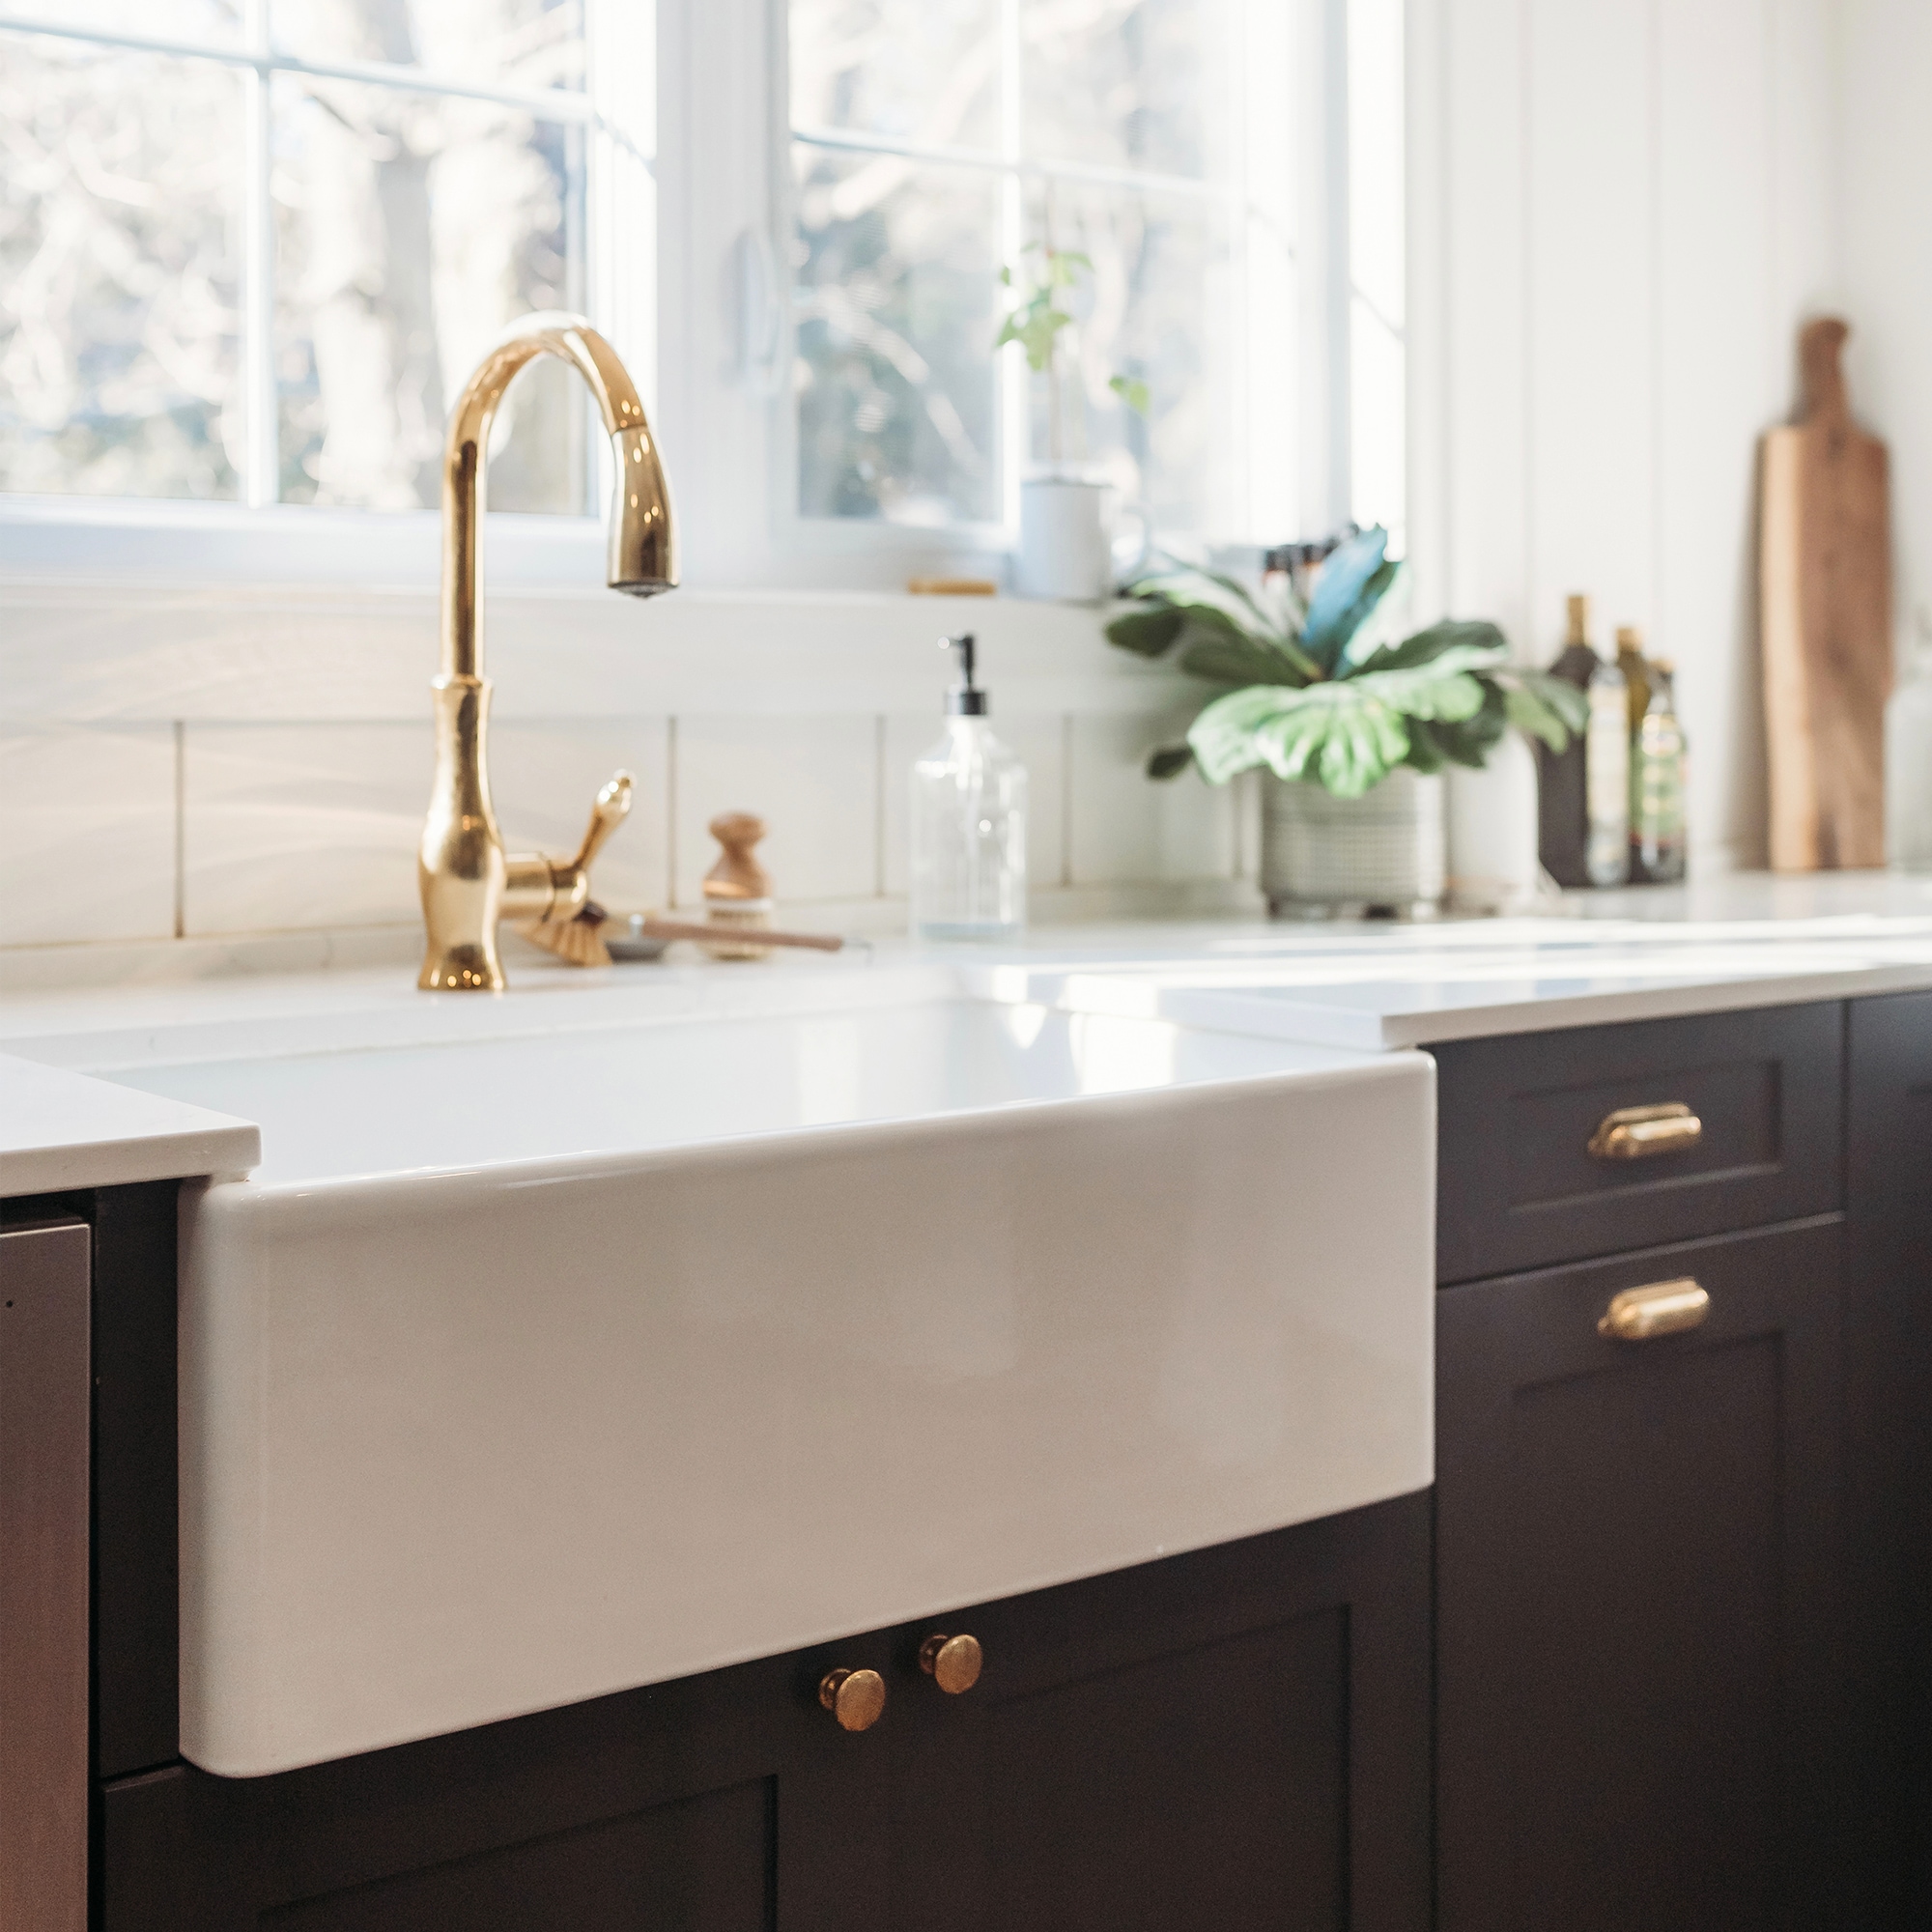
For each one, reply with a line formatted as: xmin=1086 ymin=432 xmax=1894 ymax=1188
xmin=103 ymin=995 xmax=1354 ymax=1183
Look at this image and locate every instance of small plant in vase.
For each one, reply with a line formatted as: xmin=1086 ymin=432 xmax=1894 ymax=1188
xmin=998 ymin=242 xmax=1148 ymax=601
xmin=1106 ymin=526 xmax=1589 ymax=913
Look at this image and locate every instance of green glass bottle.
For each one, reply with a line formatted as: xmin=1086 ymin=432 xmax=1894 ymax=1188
xmin=1631 ymin=658 xmax=1687 ymax=884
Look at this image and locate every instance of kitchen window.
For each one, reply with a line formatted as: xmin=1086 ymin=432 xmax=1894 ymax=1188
xmin=0 ymin=0 xmax=648 ymax=578
xmin=0 ymin=0 xmax=1399 ymax=586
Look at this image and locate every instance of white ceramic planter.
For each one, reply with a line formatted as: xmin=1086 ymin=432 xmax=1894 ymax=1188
xmin=1261 ymin=768 xmax=1447 ymax=918
xmin=1016 ymin=477 xmax=1110 ymax=601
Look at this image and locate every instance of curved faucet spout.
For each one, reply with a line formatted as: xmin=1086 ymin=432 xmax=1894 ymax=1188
xmin=441 ymin=311 xmax=676 ymax=682
xmin=421 ymin=313 xmax=674 ymax=992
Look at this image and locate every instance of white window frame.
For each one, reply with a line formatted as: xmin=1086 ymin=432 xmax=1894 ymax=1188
xmin=0 ymin=2 xmax=652 ymax=587
xmin=0 ymin=0 xmax=1386 ymax=595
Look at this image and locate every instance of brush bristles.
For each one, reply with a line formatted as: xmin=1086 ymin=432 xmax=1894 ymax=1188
xmin=518 ymin=913 xmax=612 ymax=969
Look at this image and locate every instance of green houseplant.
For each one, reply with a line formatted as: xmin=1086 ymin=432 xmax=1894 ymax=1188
xmin=1106 ymin=526 xmax=1586 ymax=911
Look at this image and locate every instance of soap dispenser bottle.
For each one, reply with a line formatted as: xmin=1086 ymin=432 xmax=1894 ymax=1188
xmin=911 ymin=633 xmax=1028 ymax=942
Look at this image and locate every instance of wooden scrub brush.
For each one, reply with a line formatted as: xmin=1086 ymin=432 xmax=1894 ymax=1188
xmin=520 ymin=787 xmax=856 ymax=966
xmin=532 ymin=902 xmax=853 ymax=963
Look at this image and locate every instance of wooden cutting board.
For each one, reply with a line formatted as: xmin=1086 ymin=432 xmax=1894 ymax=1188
xmin=1760 ymin=317 xmax=1892 ymax=871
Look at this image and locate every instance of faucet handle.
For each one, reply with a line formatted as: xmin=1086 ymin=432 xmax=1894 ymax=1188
xmin=569 ymin=772 xmax=635 ymax=876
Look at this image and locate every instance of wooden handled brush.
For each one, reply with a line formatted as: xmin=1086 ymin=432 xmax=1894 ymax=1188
xmin=523 ymin=903 xmax=851 ymax=967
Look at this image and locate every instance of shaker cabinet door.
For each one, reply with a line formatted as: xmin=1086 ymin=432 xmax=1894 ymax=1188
xmin=1435 ymin=1215 xmax=1847 ymax=1932
xmin=101 ymin=1641 xmax=896 ymax=1932
xmin=888 ymin=1493 xmax=1431 ymax=1932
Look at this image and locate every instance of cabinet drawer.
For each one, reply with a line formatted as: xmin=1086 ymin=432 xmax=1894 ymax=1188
xmin=1432 ymin=1002 xmax=1843 ymax=1283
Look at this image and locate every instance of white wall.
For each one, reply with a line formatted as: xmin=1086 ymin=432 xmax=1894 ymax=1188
xmin=1409 ymin=0 xmax=1842 ymax=872
xmin=1841 ymin=1 xmax=1932 ymax=673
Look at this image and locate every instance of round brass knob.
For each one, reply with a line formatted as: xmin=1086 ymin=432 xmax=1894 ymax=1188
xmin=919 ymin=1633 xmax=983 ymax=1695
xmin=818 ymin=1667 xmax=886 ymax=1732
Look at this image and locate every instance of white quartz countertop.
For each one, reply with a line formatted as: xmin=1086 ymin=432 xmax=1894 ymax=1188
xmin=10 ymin=869 xmax=1932 ymax=1191
xmin=0 ymin=1054 xmax=260 ymax=1198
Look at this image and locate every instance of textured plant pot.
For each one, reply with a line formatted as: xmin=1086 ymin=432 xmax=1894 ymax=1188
xmin=1261 ymin=768 xmax=1447 ymax=918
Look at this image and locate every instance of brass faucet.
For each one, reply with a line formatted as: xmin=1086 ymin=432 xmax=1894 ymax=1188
xmin=419 ymin=313 xmax=675 ymax=991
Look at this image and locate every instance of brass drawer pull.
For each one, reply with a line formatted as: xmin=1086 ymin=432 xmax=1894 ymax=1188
xmin=1598 ymin=1278 xmax=1710 ymax=1342
xmin=819 ymin=1668 xmax=886 ymax=1732
xmin=919 ymin=1633 xmax=983 ymax=1695
xmin=1588 ymin=1102 xmax=1702 ymax=1161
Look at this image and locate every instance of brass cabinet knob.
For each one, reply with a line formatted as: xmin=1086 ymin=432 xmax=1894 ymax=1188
xmin=1599 ymin=1277 xmax=1710 ymax=1342
xmin=1587 ymin=1102 xmax=1702 ymax=1160
xmin=919 ymin=1633 xmax=983 ymax=1695
xmin=818 ymin=1667 xmax=886 ymax=1732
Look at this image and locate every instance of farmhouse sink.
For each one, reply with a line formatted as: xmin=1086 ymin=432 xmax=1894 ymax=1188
xmin=86 ymin=967 xmax=1433 ymax=1777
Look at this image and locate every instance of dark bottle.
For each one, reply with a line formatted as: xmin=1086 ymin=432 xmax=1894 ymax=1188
xmin=1536 ymin=593 xmax=1599 ymax=889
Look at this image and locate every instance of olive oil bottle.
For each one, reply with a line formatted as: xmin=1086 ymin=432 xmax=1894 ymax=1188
xmin=1615 ymin=625 xmax=1651 ymax=736
xmin=1630 ymin=658 xmax=1687 ymax=883
xmin=1584 ymin=635 xmax=1631 ymax=887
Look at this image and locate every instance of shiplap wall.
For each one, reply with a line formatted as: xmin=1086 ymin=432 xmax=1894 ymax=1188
xmin=1410 ymin=0 xmax=1841 ymax=873
xmin=1841 ymin=1 xmax=1932 ymax=671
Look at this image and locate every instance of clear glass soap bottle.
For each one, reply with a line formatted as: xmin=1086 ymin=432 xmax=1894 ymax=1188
xmin=910 ymin=633 xmax=1028 ymax=942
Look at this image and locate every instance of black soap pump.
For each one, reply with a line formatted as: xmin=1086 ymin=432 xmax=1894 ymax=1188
xmin=909 ymin=633 xmax=1029 ymax=941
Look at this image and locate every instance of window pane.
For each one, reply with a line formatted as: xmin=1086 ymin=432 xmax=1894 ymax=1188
xmin=0 ymin=34 xmax=243 ymax=501
xmin=273 ymin=74 xmax=587 ymax=512
xmin=794 ymin=147 xmax=1001 ymax=526
xmin=1020 ymin=182 xmax=1233 ymax=539
xmin=1021 ymin=0 xmax=1232 ymax=180
xmin=788 ymin=0 xmax=1000 ymax=152
xmin=273 ymin=0 xmax=585 ymax=94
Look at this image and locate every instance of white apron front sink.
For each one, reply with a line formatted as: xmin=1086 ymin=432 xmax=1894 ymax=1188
xmin=98 ymin=975 xmax=1434 ymax=1776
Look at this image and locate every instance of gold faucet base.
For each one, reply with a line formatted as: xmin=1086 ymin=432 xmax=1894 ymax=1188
xmin=419 ymin=945 xmax=504 ymax=993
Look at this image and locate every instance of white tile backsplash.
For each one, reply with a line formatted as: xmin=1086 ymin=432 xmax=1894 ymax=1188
xmin=183 ymin=724 xmax=426 ymax=935
xmin=880 ymin=712 xmax=1068 ymax=898
xmin=0 ymin=724 xmax=178 ymax=947
xmin=1 ymin=588 xmax=1233 ymax=952
xmin=183 ymin=720 xmax=673 ymax=936
xmin=672 ymin=714 xmax=879 ymax=908
xmin=1067 ymin=712 xmax=1238 ymax=885
xmin=10 ymin=696 xmax=1234 ymax=951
